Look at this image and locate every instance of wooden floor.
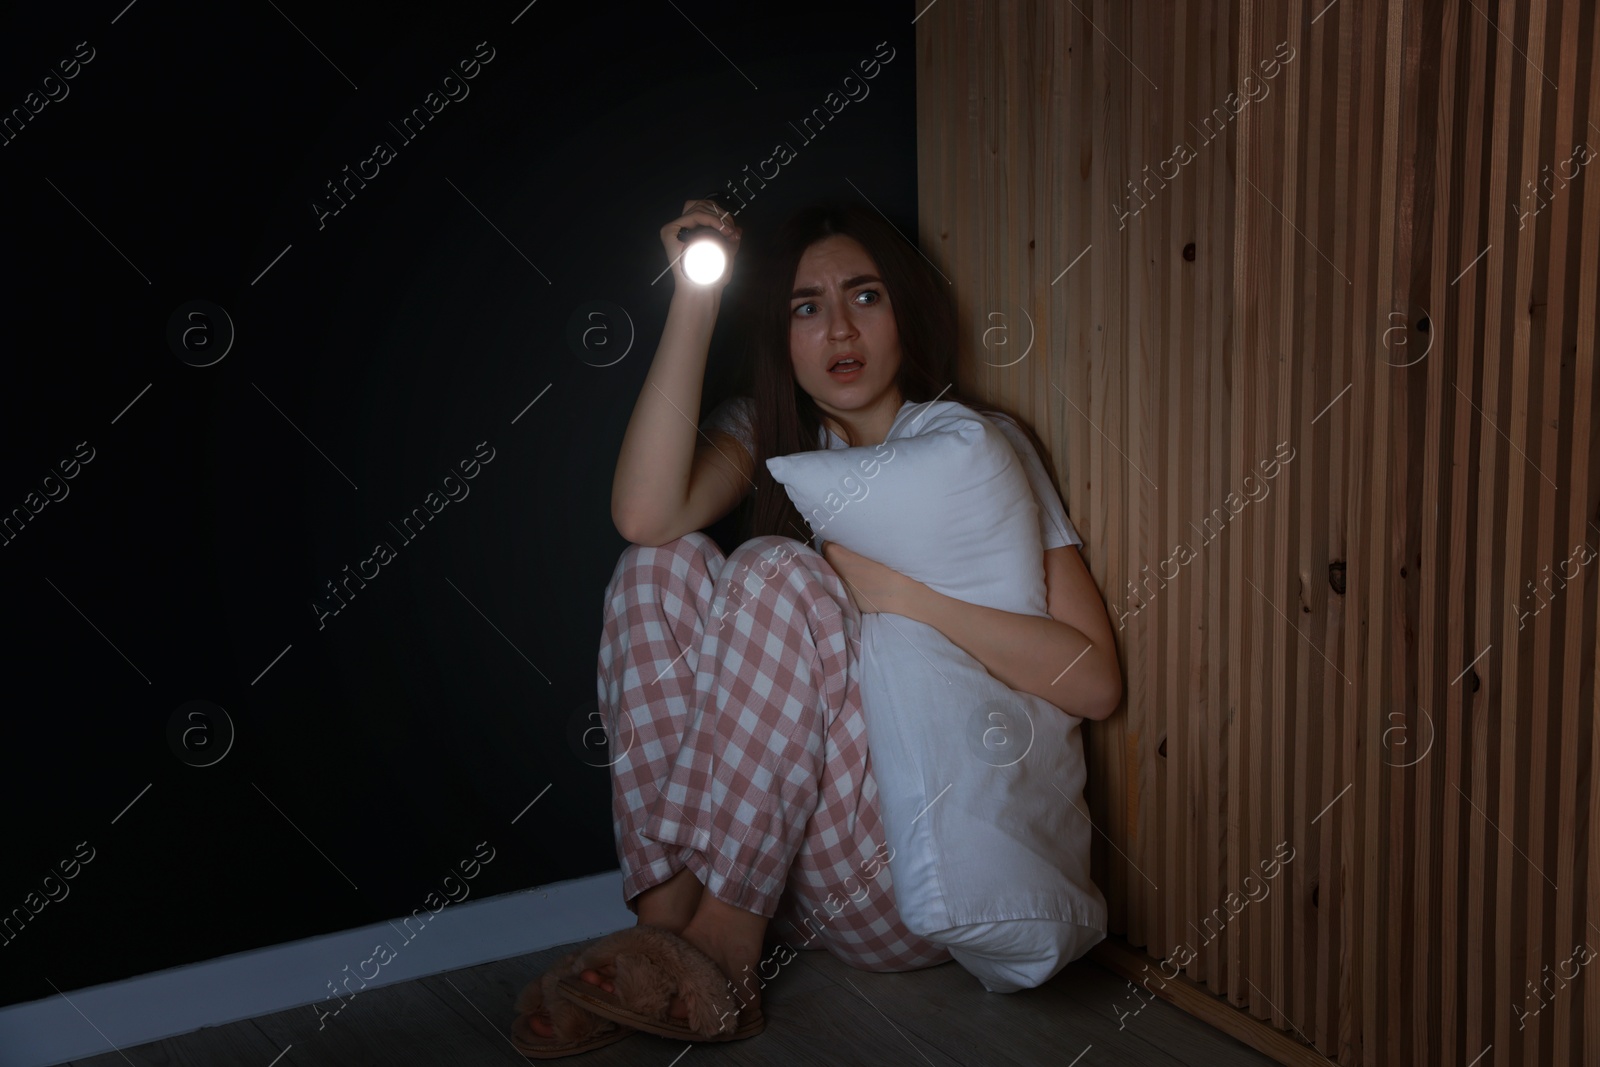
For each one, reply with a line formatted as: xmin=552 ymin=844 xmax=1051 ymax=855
xmin=71 ymin=939 xmax=1280 ymax=1066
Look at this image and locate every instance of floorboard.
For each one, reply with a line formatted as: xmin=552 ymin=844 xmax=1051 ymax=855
xmin=245 ymin=963 xmax=512 ymax=1066
xmin=63 ymin=938 xmax=1287 ymax=1066
xmin=70 ymin=1013 xmax=285 ymax=1067
xmin=801 ymin=949 xmax=1267 ymax=1067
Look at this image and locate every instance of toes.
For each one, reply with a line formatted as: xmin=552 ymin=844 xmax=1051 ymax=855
xmin=579 ymin=967 xmax=616 ymax=993
xmin=668 ymin=994 xmax=689 ymax=1020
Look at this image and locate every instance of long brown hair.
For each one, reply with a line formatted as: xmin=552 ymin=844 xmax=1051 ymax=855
xmin=715 ymin=197 xmax=1063 ymax=545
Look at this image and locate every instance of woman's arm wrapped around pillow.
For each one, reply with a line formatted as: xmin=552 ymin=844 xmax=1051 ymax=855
xmin=822 ymin=540 xmax=1121 ymax=721
xmin=767 ymin=401 xmax=1120 ymax=719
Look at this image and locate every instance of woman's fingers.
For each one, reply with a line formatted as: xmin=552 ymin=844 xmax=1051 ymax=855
xmin=659 ymin=209 xmax=734 ymax=247
xmin=678 ymin=198 xmax=738 ymax=236
xmin=684 ymin=207 xmax=735 ymax=236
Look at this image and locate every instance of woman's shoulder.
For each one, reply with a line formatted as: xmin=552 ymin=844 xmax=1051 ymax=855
xmin=702 ymin=395 xmax=757 ymax=447
xmin=976 ymin=408 xmax=1083 ymax=549
xmin=981 ymin=410 xmax=1037 ymax=455
xmin=706 ymin=394 xmax=754 ymax=417
xmin=703 ymin=393 xmax=753 ymax=416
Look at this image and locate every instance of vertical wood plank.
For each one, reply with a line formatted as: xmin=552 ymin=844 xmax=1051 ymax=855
xmin=1451 ymin=0 xmax=1495 ymax=1061
xmin=1408 ymin=0 xmax=1450 ymax=1061
xmin=1267 ymin=0 xmax=1300 ymax=1035
xmin=1169 ymin=0 xmax=1197 ymax=1001
xmin=1567 ymin=8 xmax=1600 ymax=1066
xmin=1284 ymin=0 xmax=1320 ymax=1038
xmin=1235 ymin=0 xmax=1260 ymax=1017
xmin=1095 ymin=0 xmax=1134 ymax=939
xmin=1124 ymin=0 xmax=1162 ymax=958
xmin=1429 ymin=8 xmax=1465 ymax=1062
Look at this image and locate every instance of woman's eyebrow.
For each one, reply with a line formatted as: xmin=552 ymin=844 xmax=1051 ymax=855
xmin=790 ymin=274 xmax=884 ymax=299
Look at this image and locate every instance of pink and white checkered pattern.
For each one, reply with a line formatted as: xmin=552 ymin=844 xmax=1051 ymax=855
xmin=597 ymin=531 xmax=952 ymax=972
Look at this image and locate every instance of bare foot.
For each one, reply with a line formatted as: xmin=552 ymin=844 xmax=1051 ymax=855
xmin=633 ymin=866 xmax=703 ymax=933
xmin=525 ymin=956 xmax=694 ymax=1033
xmin=573 ymin=889 xmax=769 ymax=1025
xmin=677 ymin=892 xmax=768 ymax=1019
xmin=574 ymin=959 xmax=696 ymax=1022
xmin=571 ymin=865 xmax=703 ymax=1023
xmin=522 ymin=1006 xmax=558 ymax=1038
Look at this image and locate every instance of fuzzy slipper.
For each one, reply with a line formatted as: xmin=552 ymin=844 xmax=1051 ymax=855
xmin=510 ymin=949 xmax=636 ymax=1059
xmin=554 ymin=924 xmax=766 ymax=1042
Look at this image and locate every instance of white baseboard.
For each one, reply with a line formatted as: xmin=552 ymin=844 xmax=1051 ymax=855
xmin=0 ymin=870 xmax=634 ymax=1067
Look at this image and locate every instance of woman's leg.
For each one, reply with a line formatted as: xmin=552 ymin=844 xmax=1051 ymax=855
xmin=521 ymin=533 xmax=722 ymax=1042
xmin=640 ymin=534 xmax=951 ymax=1016
xmin=596 ymin=531 xmax=726 ymax=927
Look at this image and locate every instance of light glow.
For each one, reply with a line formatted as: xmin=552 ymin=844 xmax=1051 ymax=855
xmin=683 ymin=238 xmax=727 ymax=285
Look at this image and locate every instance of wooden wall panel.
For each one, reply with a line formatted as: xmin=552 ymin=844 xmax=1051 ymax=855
xmin=915 ymin=1 xmax=1600 ymax=1064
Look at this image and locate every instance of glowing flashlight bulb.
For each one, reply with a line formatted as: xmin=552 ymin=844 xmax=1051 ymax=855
xmin=676 ymin=200 xmax=734 ymax=286
xmin=682 ymin=237 xmax=727 ymax=285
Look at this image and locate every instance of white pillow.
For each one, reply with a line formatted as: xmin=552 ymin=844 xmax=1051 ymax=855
xmin=857 ymin=635 xmax=1107 ymax=992
xmin=767 ymin=399 xmax=1108 ymax=992
xmin=764 ymin=401 xmax=1048 ymax=617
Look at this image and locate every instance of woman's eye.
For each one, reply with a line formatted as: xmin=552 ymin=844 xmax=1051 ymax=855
xmin=792 ymin=291 xmax=878 ymax=316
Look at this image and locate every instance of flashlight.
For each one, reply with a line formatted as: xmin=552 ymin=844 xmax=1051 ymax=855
xmin=676 ymin=201 xmax=733 ymax=285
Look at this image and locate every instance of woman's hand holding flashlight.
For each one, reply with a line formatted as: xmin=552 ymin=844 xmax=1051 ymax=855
xmin=660 ymin=198 xmax=742 ymax=292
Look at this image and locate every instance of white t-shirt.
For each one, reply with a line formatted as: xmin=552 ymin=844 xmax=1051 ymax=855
xmin=701 ymin=395 xmax=1083 ymax=551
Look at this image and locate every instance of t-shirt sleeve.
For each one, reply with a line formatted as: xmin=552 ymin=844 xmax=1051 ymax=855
xmin=991 ymin=416 xmax=1083 ymax=550
xmin=700 ymin=395 xmax=756 ymax=460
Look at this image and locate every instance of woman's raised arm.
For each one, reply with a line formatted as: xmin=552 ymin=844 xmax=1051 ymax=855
xmin=611 ymin=200 xmax=753 ymax=545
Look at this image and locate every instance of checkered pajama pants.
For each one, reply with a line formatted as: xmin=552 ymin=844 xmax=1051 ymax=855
xmin=597 ymin=531 xmax=952 ymax=972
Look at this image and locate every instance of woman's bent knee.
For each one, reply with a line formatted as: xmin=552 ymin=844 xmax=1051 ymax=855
xmin=725 ymin=535 xmax=814 ymax=579
xmin=610 ymin=530 xmax=722 ymax=587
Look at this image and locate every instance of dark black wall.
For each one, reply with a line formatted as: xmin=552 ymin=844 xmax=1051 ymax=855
xmin=0 ymin=0 xmax=917 ymax=1006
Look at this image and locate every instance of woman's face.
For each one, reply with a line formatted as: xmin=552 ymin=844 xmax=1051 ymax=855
xmin=788 ymin=234 xmax=903 ymax=421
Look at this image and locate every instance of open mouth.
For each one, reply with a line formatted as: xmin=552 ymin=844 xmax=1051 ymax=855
xmin=828 ymin=354 xmax=864 ymax=376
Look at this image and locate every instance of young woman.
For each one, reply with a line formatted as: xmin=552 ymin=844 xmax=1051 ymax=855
xmin=512 ymin=197 xmax=1122 ymax=1056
